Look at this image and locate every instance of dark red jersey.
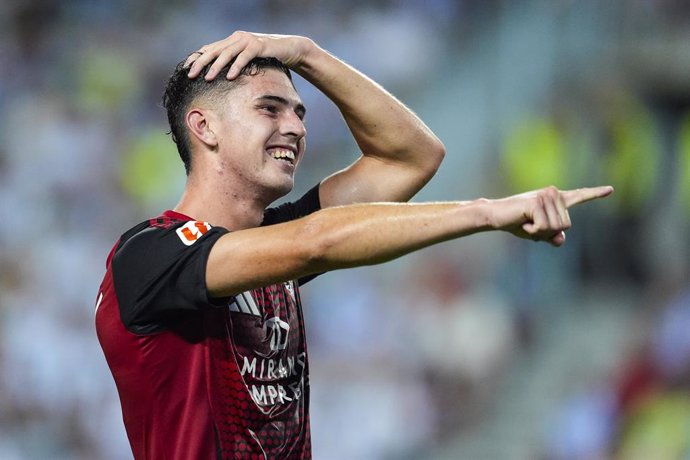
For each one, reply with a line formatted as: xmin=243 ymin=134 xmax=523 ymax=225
xmin=95 ymin=186 xmax=320 ymax=459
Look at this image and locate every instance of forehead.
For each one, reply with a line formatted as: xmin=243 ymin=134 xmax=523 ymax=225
xmin=235 ymin=68 xmax=302 ymax=105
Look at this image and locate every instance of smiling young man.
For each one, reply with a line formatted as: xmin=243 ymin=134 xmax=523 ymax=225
xmin=95 ymin=32 xmax=612 ymax=459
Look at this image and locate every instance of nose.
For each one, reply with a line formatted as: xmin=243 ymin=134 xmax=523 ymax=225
xmin=281 ymin=111 xmax=306 ymax=140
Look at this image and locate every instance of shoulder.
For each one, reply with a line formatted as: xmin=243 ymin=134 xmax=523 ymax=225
xmin=262 ymin=184 xmax=322 ymax=226
xmin=109 ymin=212 xmax=230 ymax=333
xmin=114 ymin=214 xmax=225 ymax=262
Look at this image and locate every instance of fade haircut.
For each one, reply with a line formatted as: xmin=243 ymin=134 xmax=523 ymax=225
xmin=162 ymin=56 xmax=293 ymax=175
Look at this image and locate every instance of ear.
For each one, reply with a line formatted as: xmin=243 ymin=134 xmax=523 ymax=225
xmin=186 ymin=109 xmax=218 ymax=149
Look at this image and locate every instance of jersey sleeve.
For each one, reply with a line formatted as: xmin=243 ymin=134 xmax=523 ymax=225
xmin=111 ymin=221 xmax=229 ymax=334
xmin=261 ymin=183 xmax=321 ymax=226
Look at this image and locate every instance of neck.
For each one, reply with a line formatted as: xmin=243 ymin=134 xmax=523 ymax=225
xmin=173 ymin=172 xmax=270 ymax=231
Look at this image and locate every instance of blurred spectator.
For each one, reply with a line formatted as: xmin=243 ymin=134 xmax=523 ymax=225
xmin=401 ymin=252 xmax=516 ymax=439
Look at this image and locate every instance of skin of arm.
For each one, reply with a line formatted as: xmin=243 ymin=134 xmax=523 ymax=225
xmin=206 ymin=185 xmax=613 ymax=298
xmin=186 ymin=31 xmax=446 ymax=207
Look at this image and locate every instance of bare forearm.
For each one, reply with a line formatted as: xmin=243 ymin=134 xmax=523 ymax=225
xmin=294 ymin=40 xmax=445 ymax=167
xmin=300 ymin=184 xmax=612 ymax=270
xmin=300 ymin=200 xmax=489 ymax=271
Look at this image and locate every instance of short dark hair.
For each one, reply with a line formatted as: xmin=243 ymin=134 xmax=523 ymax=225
xmin=162 ymin=56 xmax=293 ymax=175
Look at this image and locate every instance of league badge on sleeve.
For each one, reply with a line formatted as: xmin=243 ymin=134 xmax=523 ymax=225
xmin=176 ymin=221 xmax=212 ymax=246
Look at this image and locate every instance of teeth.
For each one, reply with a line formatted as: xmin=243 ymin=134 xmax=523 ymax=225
xmin=269 ymin=149 xmax=295 ymax=162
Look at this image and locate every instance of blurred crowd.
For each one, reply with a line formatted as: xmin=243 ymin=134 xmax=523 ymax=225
xmin=2 ymin=1 xmax=690 ymax=459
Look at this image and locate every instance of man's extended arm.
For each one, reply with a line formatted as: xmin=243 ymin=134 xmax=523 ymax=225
xmin=206 ymin=185 xmax=613 ymax=297
xmin=186 ymin=31 xmax=445 ymax=207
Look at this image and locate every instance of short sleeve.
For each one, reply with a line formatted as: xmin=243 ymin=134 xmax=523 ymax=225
xmin=262 ymin=183 xmax=321 ymax=226
xmin=112 ymin=221 xmax=228 ymax=334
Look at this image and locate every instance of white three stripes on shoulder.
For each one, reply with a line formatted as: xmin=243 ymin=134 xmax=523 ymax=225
xmin=229 ymin=291 xmax=261 ymax=316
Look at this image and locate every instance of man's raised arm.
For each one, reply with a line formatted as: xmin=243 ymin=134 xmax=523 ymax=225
xmin=186 ymin=31 xmax=445 ymax=207
xmin=206 ymin=185 xmax=613 ymax=297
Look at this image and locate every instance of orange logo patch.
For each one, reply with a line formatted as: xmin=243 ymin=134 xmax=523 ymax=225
xmin=176 ymin=221 xmax=211 ymax=246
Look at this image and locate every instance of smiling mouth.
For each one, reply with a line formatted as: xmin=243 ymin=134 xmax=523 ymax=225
xmin=267 ymin=148 xmax=296 ymax=165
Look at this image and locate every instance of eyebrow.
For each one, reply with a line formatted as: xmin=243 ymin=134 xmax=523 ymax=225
xmin=256 ymin=95 xmax=306 ymax=119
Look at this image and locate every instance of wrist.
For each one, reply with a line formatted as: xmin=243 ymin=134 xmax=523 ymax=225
xmin=291 ymin=38 xmax=330 ymax=78
xmin=472 ymin=198 xmax=497 ymax=232
xmin=291 ymin=37 xmax=318 ymax=71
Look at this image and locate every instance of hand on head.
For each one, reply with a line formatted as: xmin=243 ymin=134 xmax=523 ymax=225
xmin=184 ymin=31 xmax=311 ymax=81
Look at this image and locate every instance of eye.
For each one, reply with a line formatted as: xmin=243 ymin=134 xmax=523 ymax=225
xmin=259 ymin=105 xmax=278 ymax=115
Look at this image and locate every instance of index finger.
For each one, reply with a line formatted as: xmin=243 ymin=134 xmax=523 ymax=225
xmin=562 ymin=186 xmax=614 ymax=208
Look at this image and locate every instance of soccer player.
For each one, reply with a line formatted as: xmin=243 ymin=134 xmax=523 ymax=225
xmin=95 ymin=32 xmax=612 ymax=459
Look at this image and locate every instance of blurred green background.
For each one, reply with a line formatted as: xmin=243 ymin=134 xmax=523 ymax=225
xmin=2 ymin=1 xmax=690 ymax=459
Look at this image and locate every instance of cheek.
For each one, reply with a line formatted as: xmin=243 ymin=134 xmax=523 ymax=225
xmin=249 ymin=120 xmax=279 ymax=145
xmin=220 ymin=110 xmax=261 ymax=136
xmin=292 ymin=139 xmax=306 ymax=168
xmin=298 ymin=137 xmax=306 ymax=155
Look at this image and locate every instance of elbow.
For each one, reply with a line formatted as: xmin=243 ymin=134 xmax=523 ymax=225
xmin=430 ymin=139 xmax=446 ymax=173
xmin=419 ymin=138 xmax=445 ymax=181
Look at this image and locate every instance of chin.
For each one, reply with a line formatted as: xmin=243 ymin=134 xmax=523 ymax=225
xmin=264 ymin=181 xmax=294 ymax=203
xmin=279 ymin=182 xmax=295 ymax=197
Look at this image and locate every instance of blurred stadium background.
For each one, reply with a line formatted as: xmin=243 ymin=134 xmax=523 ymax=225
xmin=2 ymin=0 xmax=690 ymax=458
